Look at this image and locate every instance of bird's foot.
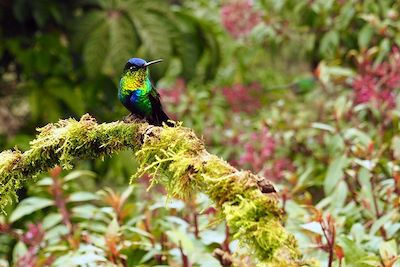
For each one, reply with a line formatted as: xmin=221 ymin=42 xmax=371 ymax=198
xmin=140 ymin=124 xmax=166 ymax=144
xmin=123 ymin=113 xmax=146 ymax=124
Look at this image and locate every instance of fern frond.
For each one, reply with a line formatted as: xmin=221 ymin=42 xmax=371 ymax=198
xmin=83 ymin=15 xmax=110 ymax=77
xmin=106 ymin=14 xmax=138 ymax=76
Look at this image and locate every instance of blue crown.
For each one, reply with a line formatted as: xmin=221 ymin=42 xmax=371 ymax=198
xmin=127 ymin=58 xmax=147 ymax=67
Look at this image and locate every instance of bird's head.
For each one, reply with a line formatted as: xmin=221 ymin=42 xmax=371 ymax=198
xmin=120 ymin=58 xmax=162 ymax=91
xmin=123 ymin=58 xmax=162 ymax=76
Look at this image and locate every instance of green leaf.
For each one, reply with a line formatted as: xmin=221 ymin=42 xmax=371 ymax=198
xmin=106 ymin=14 xmax=138 ymax=76
xmin=64 ymin=170 xmax=96 ymax=182
xmin=72 ymin=204 xmax=107 ymax=221
xmin=379 ymin=240 xmax=398 ymax=262
xmin=166 ymin=229 xmax=194 ymax=253
xmin=48 ymin=84 xmax=85 ymax=116
xmin=375 ymin=38 xmax=391 ymax=64
xmin=9 ymin=197 xmax=54 ymax=223
xmin=125 ymin=2 xmax=174 ymax=61
xmin=106 ymin=217 xmax=120 ymax=238
xmin=45 ymin=225 xmax=69 ymax=243
xmin=53 ymin=248 xmax=107 ymax=266
xmin=370 ymin=211 xmax=396 ymax=236
xmin=164 ymin=216 xmax=189 ymax=230
xmin=319 ymin=31 xmax=339 ymax=57
xmin=324 ymin=155 xmax=347 ymax=194
xmin=197 ymin=20 xmax=221 ymax=80
xmin=12 ymin=241 xmax=27 ymax=262
xmin=344 ymin=128 xmax=371 ymax=147
xmin=73 ymin=10 xmax=105 ymax=47
xmin=358 ymin=24 xmax=374 ymax=49
xmin=83 ymin=14 xmax=110 ymax=77
xmin=354 ymin=159 xmax=375 ymax=170
xmin=387 ymin=223 xmax=400 ymax=237
xmin=68 ymin=192 xmax=99 ymax=202
xmin=311 ymin=122 xmax=335 ymax=133
xmin=317 ymin=62 xmax=355 ymax=84
xmin=297 ymin=166 xmax=314 ymax=187
xmin=126 ymin=227 xmax=154 ymax=239
xmin=330 ymin=180 xmax=348 ymax=209
xmin=200 ymin=229 xmax=225 ymax=245
xmin=140 ymin=249 xmax=159 ymax=264
xmin=325 ymin=65 xmax=355 ymax=77
xmin=42 ymin=213 xmax=63 ymax=230
xmin=358 ymin=167 xmax=375 ymax=216
xmin=173 ymin=13 xmax=203 ymax=80
xmin=300 ymin=221 xmax=324 ymax=235
xmin=36 ymin=177 xmax=54 ymax=186
xmin=120 ymin=186 xmax=134 ymax=206
xmin=338 ymin=236 xmax=380 ymax=266
xmin=391 ymin=136 xmax=400 ymax=160
xmin=336 ymin=3 xmax=355 ymax=30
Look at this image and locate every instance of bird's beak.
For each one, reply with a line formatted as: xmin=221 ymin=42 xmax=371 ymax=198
xmin=144 ymin=59 xmax=163 ymax=67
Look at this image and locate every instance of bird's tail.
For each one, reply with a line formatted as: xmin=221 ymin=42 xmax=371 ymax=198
xmin=148 ymin=106 xmax=173 ymax=126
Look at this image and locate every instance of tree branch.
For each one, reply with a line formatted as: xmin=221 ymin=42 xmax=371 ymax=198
xmin=0 ymin=114 xmax=305 ymax=266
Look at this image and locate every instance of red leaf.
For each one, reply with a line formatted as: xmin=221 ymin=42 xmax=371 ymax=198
xmin=335 ymin=245 xmax=345 ymax=260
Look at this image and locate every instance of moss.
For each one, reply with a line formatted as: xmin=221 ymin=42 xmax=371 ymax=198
xmin=0 ymin=150 xmax=23 ymax=212
xmin=0 ymin=114 xmax=307 ymax=266
xmin=132 ymin=123 xmax=205 ymax=198
xmin=222 ymin=191 xmax=300 ymax=264
xmin=0 ymin=115 xmax=141 ymax=212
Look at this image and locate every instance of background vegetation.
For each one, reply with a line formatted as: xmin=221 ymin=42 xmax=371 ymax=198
xmin=0 ymin=0 xmax=399 ymax=266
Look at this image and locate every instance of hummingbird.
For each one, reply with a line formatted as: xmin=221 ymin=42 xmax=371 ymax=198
xmin=118 ymin=58 xmax=171 ymax=126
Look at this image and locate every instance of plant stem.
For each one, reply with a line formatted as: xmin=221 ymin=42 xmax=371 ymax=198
xmin=320 ymin=216 xmax=335 ymax=267
xmin=179 ymin=241 xmax=190 ymax=267
xmin=51 ymin=176 xmax=73 ymax=237
xmin=370 ymin=176 xmax=388 ymax=240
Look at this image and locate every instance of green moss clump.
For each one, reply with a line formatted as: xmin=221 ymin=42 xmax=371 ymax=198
xmin=0 ymin=150 xmax=23 ymax=212
xmin=133 ymin=123 xmax=205 ymax=198
xmin=201 ymin=160 xmax=260 ymax=206
xmin=0 ymin=115 xmax=141 ymax=212
xmin=222 ymin=190 xmax=300 ymax=265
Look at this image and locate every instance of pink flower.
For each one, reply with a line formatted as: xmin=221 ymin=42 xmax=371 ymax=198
xmin=239 ymin=127 xmax=275 ymax=167
xmin=17 ymin=224 xmax=45 ymax=267
xmin=352 ymin=47 xmax=400 ymax=109
xmin=264 ymin=158 xmax=295 ymax=181
xmin=220 ymin=0 xmax=262 ymax=38
xmin=352 ymin=75 xmax=376 ymax=103
xmin=21 ymin=223 xmax=44 ymax=246
xmin=158 ymin=78 xmax=186 ymax=120
xmin=222 ymin=82 xmax=262 ymax=113
xmin=158 ymin=78 xmax=186 ymax=106
xmin=236 ymin=127 xmax=295 ymax=182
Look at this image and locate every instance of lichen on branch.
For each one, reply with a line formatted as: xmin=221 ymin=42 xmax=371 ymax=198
xmin=0 ymin=114 xmax=305 ymax=266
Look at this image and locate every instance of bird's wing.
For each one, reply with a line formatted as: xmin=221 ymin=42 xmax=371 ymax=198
xmin=148 ymin=87 xmax=171 ymax=126
xmin=149 ymin=87 xmax=161 ymax=101
xmin=149 ymin=87 xmax=163 ymax=111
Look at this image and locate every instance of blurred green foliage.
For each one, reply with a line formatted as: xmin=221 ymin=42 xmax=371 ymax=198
xmin=1 ymin=0 xmax=400 ymax=266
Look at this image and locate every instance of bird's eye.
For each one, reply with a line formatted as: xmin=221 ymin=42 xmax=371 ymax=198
xmin=129 ymin=66 xmax=137 ymax=71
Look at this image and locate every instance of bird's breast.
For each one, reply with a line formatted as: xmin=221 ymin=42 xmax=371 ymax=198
xmin=118 ymin=76 xmax=152 ymax=115
xmin=122 ymin=89 xmax=152 ymax=116
xmin=130 ymin=89 xmax=147 ymax=103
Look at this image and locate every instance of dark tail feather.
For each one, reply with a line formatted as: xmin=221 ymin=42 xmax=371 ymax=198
xmin=148 ymin=107 xmax=173 ymax=126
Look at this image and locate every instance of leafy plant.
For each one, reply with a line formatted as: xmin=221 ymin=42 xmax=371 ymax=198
xmin=73 ymin=0 xmax=221 ymax=81
xmin=0 ymin=168 xmax=239 ymax=266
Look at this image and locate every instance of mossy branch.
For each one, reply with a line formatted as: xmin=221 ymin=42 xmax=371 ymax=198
xmin=0 ymin=114 xmax=305 ymax=266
